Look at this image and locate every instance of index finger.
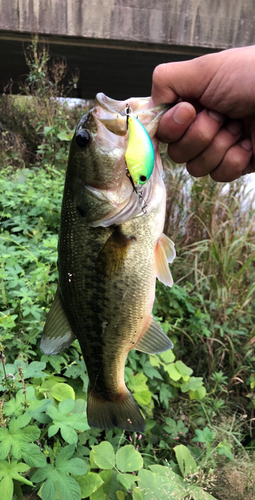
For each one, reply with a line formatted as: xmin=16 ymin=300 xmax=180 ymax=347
xmin=151 ymin=59 xmax=210 ymax=106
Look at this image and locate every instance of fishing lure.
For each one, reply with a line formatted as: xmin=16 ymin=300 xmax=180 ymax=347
xmin=125 ymin=106 xmax=155 ymax=186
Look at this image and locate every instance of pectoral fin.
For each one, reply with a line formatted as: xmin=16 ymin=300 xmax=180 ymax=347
xmin=155 ymin=233 xmax=176 ymax=287
xmin=40 ymin=289 xmax=76 ymax=355
xmin=135 ymin=316 xmax=173 ymax=353
xmin=97 ymin=226 xmax=136 ymax=277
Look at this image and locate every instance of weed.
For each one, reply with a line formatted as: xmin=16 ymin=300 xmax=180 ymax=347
xmin=0 ymin=35 xmax=255 ymax=499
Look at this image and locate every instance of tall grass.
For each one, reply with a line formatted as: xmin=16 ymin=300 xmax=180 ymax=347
xmin=161 ymin=153 xmax=255 ymax=399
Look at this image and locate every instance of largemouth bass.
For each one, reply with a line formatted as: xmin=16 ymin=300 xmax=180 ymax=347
xmin=41 ymin=93 xmax=175 ymax=432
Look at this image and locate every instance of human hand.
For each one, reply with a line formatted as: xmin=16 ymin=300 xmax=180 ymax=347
xmin=151 ymin=46 xmax=255 ymax=181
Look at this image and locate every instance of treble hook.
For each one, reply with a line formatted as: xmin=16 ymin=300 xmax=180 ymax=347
xmin=125 ymin=103 xmax=147 ymax=215
xmin=125 ymin=103 xmax=132 ymax=129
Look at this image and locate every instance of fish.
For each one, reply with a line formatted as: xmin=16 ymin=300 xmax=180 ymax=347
xmin=40 ymin=93 xmax=176 ymax=433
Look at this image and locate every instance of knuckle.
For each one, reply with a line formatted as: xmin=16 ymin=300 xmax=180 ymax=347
xmin=152 ymin=64 xmax=166 ymax=85
xmin=167 ymin=145 xmax=187 ymax=164
xmin=196 ymin=126 xmax=215 ymax=145
xmin=227 ymin=149 xmax=246 ymax=172
xmin=186 ymin=162 xmax=204 ymax=177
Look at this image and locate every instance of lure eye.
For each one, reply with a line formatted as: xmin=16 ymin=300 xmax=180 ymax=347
xmin=139 ymin=175 xmax=147 ymax=184
xmin=76 ymin=129 xmax=90 ymax=148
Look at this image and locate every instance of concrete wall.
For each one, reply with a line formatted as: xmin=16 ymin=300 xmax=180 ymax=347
xmin=1 ymin=0 xmax=254 ymax=98
xmin=0 ymin=0 xmax=255 ymax=50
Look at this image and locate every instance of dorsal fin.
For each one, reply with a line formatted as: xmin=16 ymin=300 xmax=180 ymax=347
xmin=135 ymin=316 xmax=173 ymax=353
xmin=40 ymin=289 xmax=76 ymax=355
xmin=155 ymin=233 xmax=176 ymax=287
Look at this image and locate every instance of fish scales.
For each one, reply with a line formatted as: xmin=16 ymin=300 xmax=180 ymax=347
xmin=41 ymin=93 xmax=176 ymax=432
xmin=59 ymin=192 xmax=160 ymax=394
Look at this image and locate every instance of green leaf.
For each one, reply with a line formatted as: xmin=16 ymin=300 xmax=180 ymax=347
xmin=159 ymin=383 xmax=175 ymax=408
xmin=138 ymin=468 xmax=185 ymax=498
xmin=40 ymin=472 xmax=81 ymax=500
xmin=128 ymin=373 xmax=149 ymax=393
xmin=3 ymin=386 xmax=36 ymax=417
xmin=149 ymin=355 xmax=161 ymax=367
xmin=31 ymin=464 xmax=54 ymax=483
xmin=91 ymin=441 xmax=115 ymax=469
xmin=57 ymin=131 xmax=73 ymax=141
xmin=50 ymin=383 xmax=75 ymax=401
xmin=174 ymin=444 xmax=198 ymax=478
xmin=192 ymin=427 xmax=215 ymax=445
xmin=10 ymin=413 xmax=31 ymax=431
xmin=44 ymin=125 xmax=54 ymax=135
xmin=188 ymin=484 xmax=218 ymax=499
xmin=250 ymin=374 xmax=255 ymax=389
xmin=62 ymin=457 xmax=87 ymax=475
xmin=181 ymin=377 xmax=204 ymax=393
xmin=165 ymin=363 xmax=182 ymax=381
xmin=28 ymin=398 xmax=52 ymax=423
xmin=22 ymin=361 xmax=47 ymax=379
xmin=46 ymin=399 xmax=89 ymax=444
xmin=132 ymin=487 xmax=144 ymax=499
xmin=149 ymin=464 xmax=184 ymax=485
xmin=61 ymin=425 xmax=79 ymax=445
xmin=0 ymin=416 xmax=40 ymax=460
xmin=159 ymin=350 xmax=175 ymax=364
xmin=0 ymin=460 xmax=33 ymax=496
xmin=20 ymin=443 xmax=47 ymax=467
xmin=90 ymin=470 xmax=124 ymax=500
xmin=189 ymin=385 xmax=206 ymax=400
xmin=116 ymin=445 xmax=143 ymax=473
xmin=55 ymin=443 xmax=76 ymax=464
xmin=117 ymin=472 xmax=138 ymax=489
xmin=0 ymin=474 xmax=13 ymax=500
xmin=175 ymin=360 xmax=193 ymax=378
xmin=163 ymin=418 xmax=188 ymax=438
xmin=76 ymin=472 xmax=104 ymax=498
xmin=56 ymin=445 xmax=87 ymax=475
xmin=217 ymin=440 xmax=234 ymax=460
xmin=116 ymin=491 xmax=125 ymax=500
xmin=48 ymin=424 xmax=59 ymax=438
xmin=133 ymin=390 xmax=151 ymax=406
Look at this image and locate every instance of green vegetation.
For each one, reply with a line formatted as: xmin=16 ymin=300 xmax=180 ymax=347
xmin=1 ymin=38 xmax=255 ymax=499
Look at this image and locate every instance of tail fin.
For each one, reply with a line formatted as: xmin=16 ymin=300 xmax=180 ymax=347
xmin=87 ymin=389 xmax=145 ymax=432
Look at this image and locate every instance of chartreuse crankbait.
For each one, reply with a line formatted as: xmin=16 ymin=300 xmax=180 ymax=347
xmin=125 ymin=111 xmax=155 ymax=186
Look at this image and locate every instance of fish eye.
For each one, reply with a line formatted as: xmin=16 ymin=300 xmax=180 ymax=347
xmin=76 ymin=129 xmax=90 ymax=148
xmin=139 ymin=175 xmax=147 ymax=183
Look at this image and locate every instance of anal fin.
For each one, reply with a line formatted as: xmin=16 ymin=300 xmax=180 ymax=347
xmin=135 ymin=316 xmax=173 ymax=353
xmin=40 ymin=289 xmax=76 ymax=355
xmin=155 ymin=233 xmax=176 ymax=287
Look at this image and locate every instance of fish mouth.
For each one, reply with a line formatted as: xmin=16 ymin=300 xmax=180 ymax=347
xmin=76 ymin=93 xmax=168 ymax=227
xmin=93 ymin=92 xmax=168 ymax=137
xmin=95 ymin=92 xmax=151 ymax=115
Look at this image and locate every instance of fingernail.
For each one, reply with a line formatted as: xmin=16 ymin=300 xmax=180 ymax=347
xmin=240 ymin=139 xmax=252 ymax=151
xmin=173 ymin=105 xmax=193 ymax=125
xmin=208 ymin=110 xmax=223 ymax=122
xmin=227 ymin=121 xmax=242 ymax=134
